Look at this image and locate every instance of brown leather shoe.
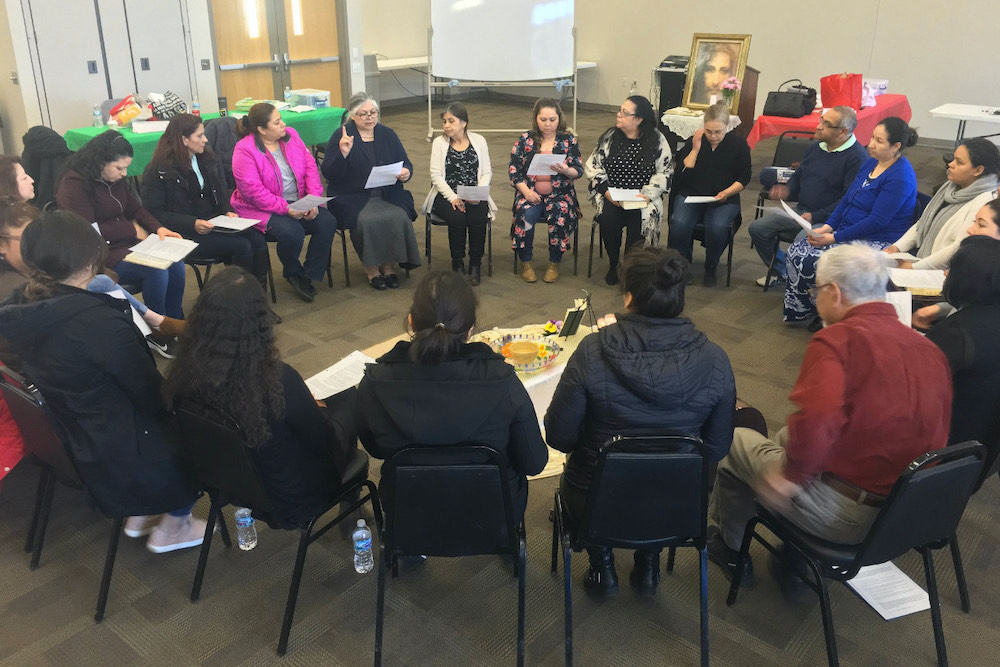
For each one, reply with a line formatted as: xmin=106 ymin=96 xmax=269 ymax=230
xmin=156 ymin=316 xmax=186 ymax=337
xmin=520 ymin=260 xmax=537 ymax=283
xmin=543 ymin=262 xmax=560 ymax=283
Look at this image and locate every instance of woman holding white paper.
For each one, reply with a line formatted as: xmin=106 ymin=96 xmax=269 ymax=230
xmin=231 ymin=103 xmax=337 ymax=303
xmin=322 ymin=92 xmax=421 ymax=291
xmin=143 ymin=113 xmax=269 ymax=286
xmin=508 ymin=98 xmax=583 ymax=284
xmin=421 ymin=102 xmax=496 ymax=286
xmin=585 ymin=95 xmax=672 ymax=285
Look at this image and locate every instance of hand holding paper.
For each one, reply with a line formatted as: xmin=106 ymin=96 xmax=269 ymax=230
xmin=288 ymin=195 xmax=333 ymax=212
xmin=365 ymin=161 xmax=405 ymax=189
xmin=526 ymin=153 xmax=566 ymax=176
xmin=780 ymin=200 xmax=823 ymax=236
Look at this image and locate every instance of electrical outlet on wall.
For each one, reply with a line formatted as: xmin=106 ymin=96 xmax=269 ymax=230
xmin=621 ymin=77 xmax=628 ymax=88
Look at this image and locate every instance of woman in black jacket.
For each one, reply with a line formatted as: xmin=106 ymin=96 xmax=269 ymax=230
xmin=163 ymin=267 xmax=362 ymax=528
xmin=356 ymin=271 xmax=548 ymax=516
xmin=141 ymin=113 xmax=269 ymax=285
xmin=544 ymin=247 xmax=736 ymax=596
xmin=0 ymin=210 xmax=204 ymax=552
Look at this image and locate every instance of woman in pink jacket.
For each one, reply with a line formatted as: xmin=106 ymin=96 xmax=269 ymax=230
xmin=231 ymin=103 xmax=337 ymax=302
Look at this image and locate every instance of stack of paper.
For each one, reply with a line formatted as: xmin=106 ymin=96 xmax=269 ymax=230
xmin=124 ymin=236 xmax=198 ymax=269
xmin=207 ymin=215 xmax=258 ymax=233
xmin=304 ymin=350 xmax=376 ymax=399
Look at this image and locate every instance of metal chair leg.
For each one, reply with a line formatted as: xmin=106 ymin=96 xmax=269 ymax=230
xmin=487 ymin=219 xmax=493 ymax=276
xmin=763 ymin=239 xmax=781 ymax=293
xmin=922 ymin=546 xmax=949 ymax=666
xmin=277 ymin=530 xmax=312 ymax=656
xmin=340 ymin=231 xmax=351 ymax=287
xmin=191 ymin=500 xmax=220 ymax=602
xmin=374 ymin=542 xmax=388 ymax=666
xmin=517 ymin=533 xmax=526 ymax=667
xmin=699 ymin=546 xmax=709 ymax=667
xmin=30 ymin=468 xmax=57 ymax=570
xmin=727 ymin=519 xmax=757 ymax=606
xmin=666 ymin=546 xmax=677 ymax=573
xmin=425 ymin=216 xmax=432 ymax=266
xmin=562 ymin=531 xmax=573 ymax=667
xmin=587 ymin=223 xmax=596 ymax=278
xmin=266 ymin=253 xmax=277 ymax=304
xmin=725 ymin=224 xmax=735 ymax=287
xmin=810 ymin=560 xmax=839 ymax=667
xmin=25 ymin=466 xmax=50 ymax=554
xmin=95 ymin=517 xmax=125 ymax=623
xmin=217 ymin=511 xmax=232 ymax=548
xmin=949 ymin=534 xmax=970 ymax=613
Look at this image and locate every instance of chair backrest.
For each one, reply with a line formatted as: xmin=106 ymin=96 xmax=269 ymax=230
xmin=203 ymin=116 xmax=240 ymax=190
xmin=772 ymin=130 xmax=818 ymax=167
xmin=856 ymin=441 xmax=985 ymax=568
xmin=100 ymin=98 xmax=125 ymax=125
xmin=0 ymin=367 xmax=81 ymax=487
xmin=914 ymin=191 xmax=932 ymax=221
xmin=381 ymin=445 xmax=517 ymax=558
xmin=173 ymin=402 xmax=281 ymax=524
xmin=577 ymin=435 xmax=707 ymax=550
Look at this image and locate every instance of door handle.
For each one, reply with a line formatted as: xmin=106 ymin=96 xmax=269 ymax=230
xmin=273 ymin=54 xmax=281 ymax=72
xmin=283 ymin=53 xmax=290 ymax=72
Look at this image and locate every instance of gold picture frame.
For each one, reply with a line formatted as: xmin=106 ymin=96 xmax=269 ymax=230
xmin=682 ymin=33 xmax=752 ymax=113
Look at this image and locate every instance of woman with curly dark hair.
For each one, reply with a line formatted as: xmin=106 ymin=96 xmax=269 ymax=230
xmin=163 ymin=267 xmax=362 ymax=527
xmin=56 ymin=130 xmax=186 ymax=355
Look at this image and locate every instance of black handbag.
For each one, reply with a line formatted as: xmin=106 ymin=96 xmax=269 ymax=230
xmin=762 ymin=79 xmax=817 ymax=118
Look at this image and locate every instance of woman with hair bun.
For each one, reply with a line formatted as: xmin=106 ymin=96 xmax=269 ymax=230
xmin=231 ymin=103 xmax=337 ymax=302
xmin=784 ymin=116 xmax=919 ymax=325
xmin=545 ymin=246 xmax=736 ymax=597
xmin=355 ymin=270 xmax=547 ymax=516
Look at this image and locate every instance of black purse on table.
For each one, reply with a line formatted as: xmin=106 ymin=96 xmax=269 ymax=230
xmin=762 ymin=79 xmax=817 ymax=118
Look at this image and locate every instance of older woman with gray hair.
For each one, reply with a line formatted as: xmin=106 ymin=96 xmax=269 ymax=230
xmin=322 ymin=92 xmax=421 ymax=290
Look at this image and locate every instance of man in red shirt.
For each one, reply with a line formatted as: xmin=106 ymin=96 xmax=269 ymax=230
xmin=708 ymin=243 xmax=952 ymax=586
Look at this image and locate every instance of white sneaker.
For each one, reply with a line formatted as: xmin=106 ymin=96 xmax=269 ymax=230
xmin=755 ymin=274 xmax=784 ymax=287
xmin=146 ymin=516 xmax=208 ymax=553
xmin=124 ymin=514 xmax=163 ymax=538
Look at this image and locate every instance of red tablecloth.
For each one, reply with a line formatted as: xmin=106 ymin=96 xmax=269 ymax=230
xmin=745 ymin=94 xmax=912 ymax=149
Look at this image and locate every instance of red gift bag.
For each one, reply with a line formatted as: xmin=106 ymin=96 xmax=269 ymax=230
xmin=820 ymin=73 xmax=863 ymax=109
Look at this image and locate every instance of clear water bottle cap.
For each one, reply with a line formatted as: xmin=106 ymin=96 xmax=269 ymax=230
xmin=357 ymin=519 xmax=366 ymax=527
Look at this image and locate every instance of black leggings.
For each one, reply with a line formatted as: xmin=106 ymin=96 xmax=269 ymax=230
xmin=597 ymin=205 xmax=643 ymax=266
xmin=432 ymin=194 xmax=489 ymax=266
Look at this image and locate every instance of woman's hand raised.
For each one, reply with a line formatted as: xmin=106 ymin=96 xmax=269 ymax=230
xmin=339 ymin=126 xmax=354 ymax=158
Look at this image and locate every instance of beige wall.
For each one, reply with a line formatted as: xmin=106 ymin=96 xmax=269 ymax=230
xmin=359 ymin=0 xmax=1000 ymax=141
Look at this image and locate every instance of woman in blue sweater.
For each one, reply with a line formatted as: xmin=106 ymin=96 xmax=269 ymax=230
xmin=784 ymin=117 xmax=918 ymax=324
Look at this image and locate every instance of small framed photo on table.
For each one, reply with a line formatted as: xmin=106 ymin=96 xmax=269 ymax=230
xmin=682 ymin=33 xmax=752 ymax=112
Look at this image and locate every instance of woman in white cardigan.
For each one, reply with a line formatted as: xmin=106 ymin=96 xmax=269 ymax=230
xmin=421 ymin=102 xmax=496 ymax=285
xmin=885 ymin=137 xmax=999 ymax=270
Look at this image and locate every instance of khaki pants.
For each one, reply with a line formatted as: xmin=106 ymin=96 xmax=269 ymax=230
xmin=709 ymin=427 xmax=880 ymax=550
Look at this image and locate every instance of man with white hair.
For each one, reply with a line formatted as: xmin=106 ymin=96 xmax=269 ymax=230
xmin=707 ymin=243 xmax=953 ymax=587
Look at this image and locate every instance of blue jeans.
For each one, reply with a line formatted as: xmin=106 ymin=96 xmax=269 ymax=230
xmin=747 ymin=208 xmax=810 ymax=277
xmin=668 ymin=197 xmax=740 ymax=267
xmin=266 ymin=208 xmax=337 ymax=282
xmin=113 ymin=259 xmax=186 ymax=319
xmin=87 ymin=274 xmax=147 ymax=316
xmin=517 ymin=204 xmax=562 ymax=263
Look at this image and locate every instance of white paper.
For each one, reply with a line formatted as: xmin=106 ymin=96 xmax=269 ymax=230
xmin=364 ymin=161 xmax=405 ymax=189
xmin=286 ymin=105 xmax=315 ymax=113
xmin=846 ymin=562 xmax=930 ymax=620
xmin=780 ymin=200 xmax=823 ymax=236
xmin=884 ymin=291 xmax=912 ymax=328
xmin=106 ymin=289 xmax=153 ymax=336
xmin=129 ymin=236 xmax=199 ymax=263
xmin=456 ymin=185 xmax=490 ymax=201
xmin=889 ymin=269 xmax=946 ymax=290
xmin=684 ymin=195 xmax=719 ymax=204
xmin=304 ymin=350 xmax=376 ymax=399
xmin=607 ymin=188 xmax=645 ymax=202
xmin=885 ymin=251 xmax=921 ymax=263
xmin=288 ymin=195 xmax=333 ymax=212
xmin=130 ymin=120 xmax=169 ymax=134
xmin=526 ymin=153 xmax=566 ymax=176
xmin=206 ymin=215 xmax=258 ymax=232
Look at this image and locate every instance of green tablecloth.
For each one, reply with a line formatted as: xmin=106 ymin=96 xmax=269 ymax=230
xmin=63 ymin=107 xmax=346 ymax=177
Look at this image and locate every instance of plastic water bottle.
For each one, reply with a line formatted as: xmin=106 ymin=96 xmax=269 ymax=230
xmin=352 ymin=519 xmax=373 ymax=573
xmin=283 ymin=86 xmax=292 ymax=105
xmin=191 ymin=98 xmax=201 ymax=117
xmin=92 ymin=104 xmax=102 ymax=127
xmin=235 ymin=507 xmax=257 ymax=551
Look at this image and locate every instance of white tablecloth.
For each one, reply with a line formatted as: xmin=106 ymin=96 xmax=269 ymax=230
xmin=660 ymin=107 xmax=742 ymax=139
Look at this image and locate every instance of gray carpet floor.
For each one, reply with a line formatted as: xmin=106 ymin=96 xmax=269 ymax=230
xmin=1 ymin=99 xmax=996 ymax=666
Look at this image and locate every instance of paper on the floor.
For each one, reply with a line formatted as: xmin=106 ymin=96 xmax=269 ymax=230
xmin=304 ymin=350 xmax=376 ymax=398
xmin=846 ymin=561 xmax=930 ymax=620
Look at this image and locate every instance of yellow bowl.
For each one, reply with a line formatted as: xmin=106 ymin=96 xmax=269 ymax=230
xmin=508 ymin=341 xmax=539 ymax=365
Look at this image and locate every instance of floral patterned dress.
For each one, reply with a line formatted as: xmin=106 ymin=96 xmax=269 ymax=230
xmin=508 ymin=132 xmax=583 ymax=255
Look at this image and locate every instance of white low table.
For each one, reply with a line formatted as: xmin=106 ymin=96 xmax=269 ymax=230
xmin=929 ymin=103 xmax=1000 ymax=147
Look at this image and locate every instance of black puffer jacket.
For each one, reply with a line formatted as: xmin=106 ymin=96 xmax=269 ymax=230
xmin=544 ymin=313 xmax=736 ymax=491
xmin=141 ymin=155 xmax=231 ymax=239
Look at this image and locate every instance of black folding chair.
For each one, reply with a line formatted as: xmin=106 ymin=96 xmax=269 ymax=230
xmin=692 ymin=213 xmax=742 ymax=287
xmin=0 ymin=367 xmax=157 ymax=622
xmin=262 ymin=231 xmax=343 ymax=303
xmin=374 ymin=445 xmax=526 ymax=666
xmin=186 ymin=257 xmax=227 ymax=290
xmin=174 ymin=403 xmax=381 ymax=656
xmin=551 ymin=435 xmax=710 ymax=667
xmin=727 ymin=441 xmax=986 ymax=667
xmin=753 ymin=130 xmax=818 ymax=221
xmin=424 ymin=210 xmax=493 ymax=276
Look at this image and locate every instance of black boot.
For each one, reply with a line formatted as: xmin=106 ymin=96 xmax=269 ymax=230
xmin=703 ymin=264 xmax=718 ymax=287
xmin=629 ymin=550 xmax=661 ymax=595
xmin=583 ymin=546 xmax=618 ymax=597
xmin=468 ymin=263 xmax=481 ymax=286
xmin=605 ymin=262 xmax=619 ymax=286
xmin=452 ymin=261 xmax=466 ymax=276
xmin=251 ymin=248 xmax=270 ymax=288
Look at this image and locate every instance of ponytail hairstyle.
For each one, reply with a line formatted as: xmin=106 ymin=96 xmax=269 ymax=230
xmin=21 ymin=209 xmax=106 ymax=301
xmin=877 ymin=116 xmax=919 ymax=153
xmin=235 ymin=103 xmax=284 ymax=150
xmin=407 ymin=271 xmax=477 ymax=364
xmin=620 ymin=246 xmax=689 ymax=318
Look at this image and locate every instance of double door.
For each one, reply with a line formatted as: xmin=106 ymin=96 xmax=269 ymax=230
xmin=211 ymin=0 xmax=343 ymax=107
xmin=21 ymin=0 xmax=194 ymax=134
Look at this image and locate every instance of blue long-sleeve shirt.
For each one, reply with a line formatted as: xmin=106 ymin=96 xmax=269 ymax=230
xmin=826 ymin=156 xmax=917 ymax=243
xmin=786 ymin=139 xmax=867 ymax=226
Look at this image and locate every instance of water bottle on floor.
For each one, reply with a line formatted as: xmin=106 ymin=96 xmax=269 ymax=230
xmin=235 ymin=507 xmax=257 ymax=551
xmin=353 ymin=519 xmax=373 ymax=573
